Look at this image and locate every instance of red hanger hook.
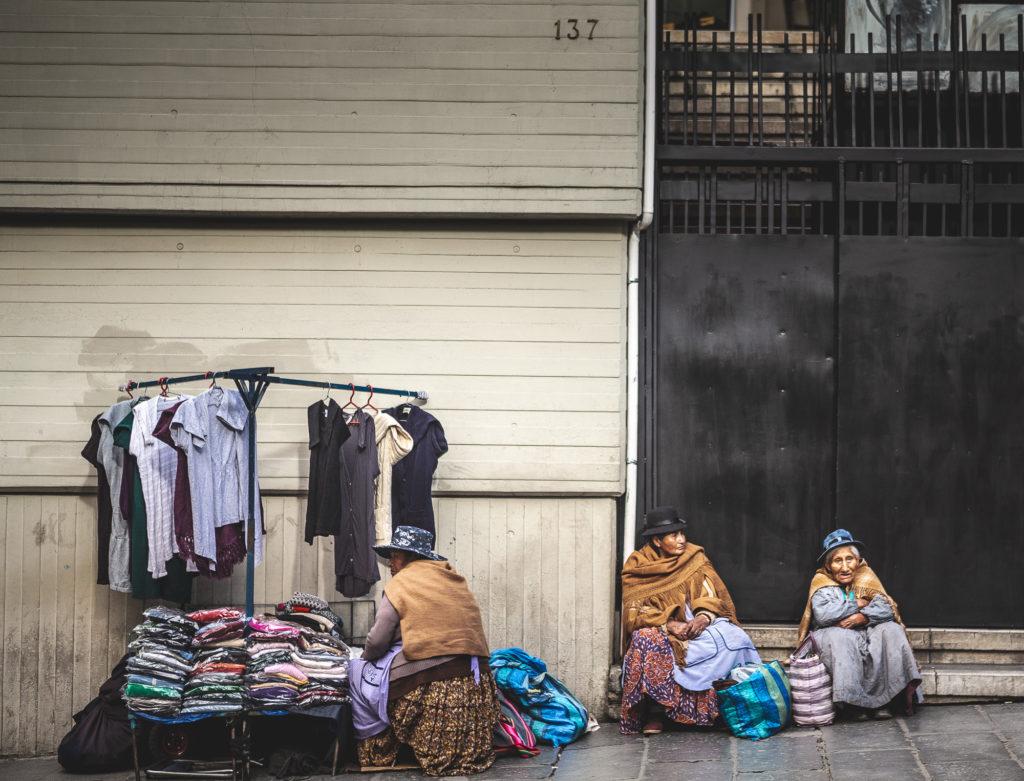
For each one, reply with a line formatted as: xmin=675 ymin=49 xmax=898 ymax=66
xmin=125 ymin=380 xmax=135 ymax=399
xmin=159 ymin=376 xmax=170 ymax=396
xmin=205 ymin=370 xmax=216 ymax=388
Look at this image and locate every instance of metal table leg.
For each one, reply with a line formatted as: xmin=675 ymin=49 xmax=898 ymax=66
xmin=130 ymin=716 xmax=142 ymax=781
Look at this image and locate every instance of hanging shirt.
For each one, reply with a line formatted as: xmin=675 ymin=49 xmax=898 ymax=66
xmin=334 ymin=410 xmax=380 ymax=598
xmin=97 ymin=397 xmax=139 ymax=593
xmin=113 ymin=410 xmax=194 ymax=604
xmin=130 ymin=395 xmax=190 ymax=578
xmin=304 ymin=398 xmax=351 ymax=543
xmin=170 ymin=387 xmax=264 ymax=569
xmin=81 ymin=414 xmax=112 ymax=586
xmin=384 ymin=406 xmax=448 ymax=537
xmin=154 ymin=409 xmax=246 ymax=580
xmin=371 ymin=411 xmax=413 ymax=545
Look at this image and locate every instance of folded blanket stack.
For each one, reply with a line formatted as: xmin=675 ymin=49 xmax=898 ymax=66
xmin=275 ymin=591 xmax=345 ymax=637
xmin=245 ymin=617 xmax=304 ymax=709
xmin=123 ymin=606 xmax=199 ymax=716
xmin=182 ymin=608 xmax=247 ymax=714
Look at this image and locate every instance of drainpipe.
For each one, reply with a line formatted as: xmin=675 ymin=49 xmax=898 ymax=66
xmin=622 ymin=0 xmax=657 ymax=564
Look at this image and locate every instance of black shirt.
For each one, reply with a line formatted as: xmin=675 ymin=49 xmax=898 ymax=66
xmin=305 ymin=399 xmax=351 ymax=543
xmin=81 ymin=414 xmax=112 ymax=585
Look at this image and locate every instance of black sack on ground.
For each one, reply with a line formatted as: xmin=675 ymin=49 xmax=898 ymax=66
xmin=58 ymin=653 xmax=142 ymax=773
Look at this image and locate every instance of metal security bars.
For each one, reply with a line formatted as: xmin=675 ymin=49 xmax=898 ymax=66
xmin=657 ymin=4 xmax=1024 ymax=237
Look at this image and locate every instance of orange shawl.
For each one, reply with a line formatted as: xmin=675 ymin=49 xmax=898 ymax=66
xmin=620 ymin=542 xmax=738 ymax=664
xmin=796 ymin=559 xmax=904 ymax=644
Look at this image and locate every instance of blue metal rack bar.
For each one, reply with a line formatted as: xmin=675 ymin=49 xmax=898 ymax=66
xmin=114 ymin=366 xmax=428 ymax=618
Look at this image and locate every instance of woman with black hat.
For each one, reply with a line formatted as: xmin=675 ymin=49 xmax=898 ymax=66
xmin=796 ymin=529 xmax=922 ymax=720
xmin=619 ymin=507 xmax=760 ymax=735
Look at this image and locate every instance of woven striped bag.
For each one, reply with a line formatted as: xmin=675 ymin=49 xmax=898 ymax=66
xmin=788 ymin=635 xmax=835 ymax=726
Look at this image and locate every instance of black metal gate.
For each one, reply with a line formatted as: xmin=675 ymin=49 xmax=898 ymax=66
xmin=641 ymin=5 xmax=1024 ymax=627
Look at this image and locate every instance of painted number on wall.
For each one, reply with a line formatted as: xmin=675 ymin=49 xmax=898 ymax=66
xmin=554 ymin=19 xmax=598 ymax=40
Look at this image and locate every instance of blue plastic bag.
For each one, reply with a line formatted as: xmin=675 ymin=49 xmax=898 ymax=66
xmin=489 ymin=648 xmax=590 ymax=747
xmin=716 ymin=660 xmax=792 ymax=741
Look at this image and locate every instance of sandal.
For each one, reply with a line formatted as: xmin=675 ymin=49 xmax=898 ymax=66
xmin=642 ymin=718 xmax=664 ymax=736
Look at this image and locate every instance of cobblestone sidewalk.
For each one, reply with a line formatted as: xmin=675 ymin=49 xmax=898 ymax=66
xmin=2 ymin=703 xmax=1021 ymax=780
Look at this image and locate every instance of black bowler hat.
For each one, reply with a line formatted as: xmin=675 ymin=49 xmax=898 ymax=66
xmin=640 ymin=506 xmax=688 ymax=538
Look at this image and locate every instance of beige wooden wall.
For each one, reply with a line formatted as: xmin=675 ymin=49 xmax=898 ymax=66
xmin=0 ymin=0 xmax=642 ymax=217
xmin=0 ymin=223 xmax=626 ymax=494
xmin=0 ymin=221 xmax=624 ymax=756
xmin=0 ymin=494 xmax=615 ymax=757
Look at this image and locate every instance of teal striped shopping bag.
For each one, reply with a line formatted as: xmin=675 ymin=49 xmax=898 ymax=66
xmin=716 ymin=661 xmax=792 ymax=741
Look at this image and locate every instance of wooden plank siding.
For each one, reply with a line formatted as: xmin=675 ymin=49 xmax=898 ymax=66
xmin=0 ymin=0 xmax=643 ymax=217
xmin=0 ymin=493 xmax=616 ymax=757
xmin=0 ymin=223 xmax=627 ymax=495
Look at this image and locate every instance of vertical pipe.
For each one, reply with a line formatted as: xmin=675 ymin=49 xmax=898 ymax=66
xmin=868 ymin=32 xmax=876 ymax=147
xmin=1000 ymin=33 xmax=1008 ymax=148
xmin=711 ymin=31 xmax=718 ymax=145
xmin=245 ymin=398 xmax=256 ymax=618
xmin=962 ymin=12 xmax=971 ymax=147
xmin=981 ymin=33 xmax=989 ymax=148
xmin=850 ymin=33 xmax=858 ymax=147
xmin=747 ymin=13 xmax=754 ymax=145
xmin=730 ymin=31 xmax=737 ymax=144
xmin=1018 ymin=15 xmax=1024 ymax=145
xmin=802 ymin=33 xmax=810 ymax=144
xmin=934 ymin=33 xmax=943 ymax=148
xmin=953 ymin=10 xmax=962 ymax=146
xmin=756 ymin=13 xmax=764 ymax=145
xmin=784 ymin=33 xmax=792 ymax=145
xmin=916 ymin=32 xmax=923 ymax=147
xmin=885 ymin=15 xmax=895 ymax=146
xmin=896 ymin=15 xmax=904 ymax=147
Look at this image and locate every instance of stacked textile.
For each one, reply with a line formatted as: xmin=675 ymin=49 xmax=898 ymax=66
xmin=275 ymin=592 xmax=350 ymax=708
xmin=276 ymin=591 xmax=344 ymax=637
xmin=123 ymin=606 xmax=198 ymax=716
xmin=245 ymin=617 xmax=305 ymax=709
xmin=182 ymin=608 xmax=248 ymax=714
xmin=292 ymin=631 xmax=351 ymax=708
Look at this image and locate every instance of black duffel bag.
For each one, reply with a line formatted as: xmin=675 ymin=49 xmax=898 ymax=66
xmin=58 ymin=654 xmax=142 ymax=773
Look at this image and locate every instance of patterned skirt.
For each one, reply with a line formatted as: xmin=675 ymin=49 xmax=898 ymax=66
xmin=620 ymin=627 xmax=719 ymax=734
xmin=357 ymin=672 xmax=499 ymax=777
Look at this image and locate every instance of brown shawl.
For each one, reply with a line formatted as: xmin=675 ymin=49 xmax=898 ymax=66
xmin=796 ymin=559 xmax=904 ymax=644
xmin=384 ymin=559 xmax=490 ymax=662
xmin=620 ymin=542 xmax=738 ymax=664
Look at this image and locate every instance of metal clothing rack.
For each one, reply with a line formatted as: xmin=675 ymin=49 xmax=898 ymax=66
xmin=117 ymin=366 xmax=428 ymax=618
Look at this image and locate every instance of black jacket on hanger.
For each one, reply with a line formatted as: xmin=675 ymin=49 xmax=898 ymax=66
xmin=305 ymin=399 xmax=351 ymax=542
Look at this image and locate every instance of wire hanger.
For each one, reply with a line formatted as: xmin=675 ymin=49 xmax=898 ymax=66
xmin=322 ymin=379 xmax=332 ymax=417
xmin=125 ymin=380 xmax=135 ymax=400
xmin=341 ymin=382 xmax=360 ymax=425
xmin=360 ymin=384 xmax=378 ymax=414
xmin=205 ymin=370 xmax=218 ymax=389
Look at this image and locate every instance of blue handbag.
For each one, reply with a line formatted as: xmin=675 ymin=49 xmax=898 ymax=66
xmin=716 ymin=660 xmax=792 ymax=741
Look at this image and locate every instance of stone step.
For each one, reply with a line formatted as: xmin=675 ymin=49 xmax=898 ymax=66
xmin=605 ymin=661 xmax=1024 ymax=719
xmin=747 ymin=624 xmax=1024 ymax=665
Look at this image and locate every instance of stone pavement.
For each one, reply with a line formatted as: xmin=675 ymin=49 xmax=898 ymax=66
xmin=2 ymin=703 xmax=1022 ymax=781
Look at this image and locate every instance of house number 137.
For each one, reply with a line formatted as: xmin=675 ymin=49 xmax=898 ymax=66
xmin=555 ymin=19 xmax=598 ymax=40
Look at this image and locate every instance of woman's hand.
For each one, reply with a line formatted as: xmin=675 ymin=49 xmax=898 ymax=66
xmin=685 ymin=613 xmax=712 ymax=639
xmin=856 ymin=597 xmax=870 ymax=609
xmin=838 ymin=612 xmax=869 ymax=630
xmin=665 ymin=620 xmax=689 ymax=639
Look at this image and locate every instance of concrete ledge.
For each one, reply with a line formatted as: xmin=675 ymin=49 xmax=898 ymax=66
xmin=925 ymin=663 xmax=1024 ymax=699
xmin=746 ymin=624 xmax=1024 ymax=665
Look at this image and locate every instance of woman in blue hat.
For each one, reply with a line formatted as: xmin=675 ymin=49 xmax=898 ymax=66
xmin=797 ymin=530 xmax=923 ymax=720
